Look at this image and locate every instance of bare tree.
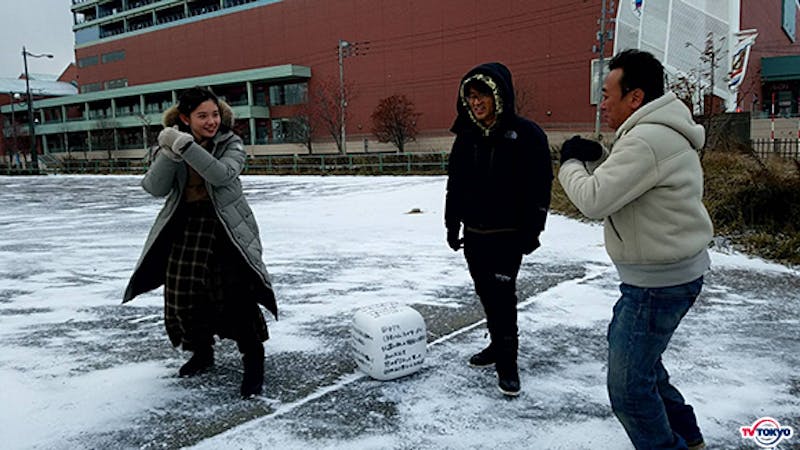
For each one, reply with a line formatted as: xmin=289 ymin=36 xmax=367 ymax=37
xmin=514 ymin=77 xmax=537 ymax=118
xmin=668 ymin=73 xmax=698 ymax=113
xmin=136 ymin=113 xmax=158 ymax=148
xmin=370 ymin=94 xmax=421 ymax=153
xmin=6 ymin=120 xmax=23 ymax=168
xmin=307 ymin=77 xmax=352 ymax=153
xmin=57 ymin=122 xmax=71 ymax=161
xmin=93 ymin=118 xmax=118 ymax=160
xmin=286 ymin=112 xmax=314 ymax=154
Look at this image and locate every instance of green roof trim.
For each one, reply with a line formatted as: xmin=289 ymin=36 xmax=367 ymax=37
xmin=1 ymin=64 xmax=310 ymax=113
xmin=761 ymin=55 xmax=800 ymax=81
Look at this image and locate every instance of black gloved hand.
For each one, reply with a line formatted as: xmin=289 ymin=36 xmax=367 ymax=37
xmin=447 ymin=227 xmax=463 ymax=251
xmin=560 ymin=135 xmax=603 ymax=164
xmin=520 ymin=232 xmax=541 ymax=255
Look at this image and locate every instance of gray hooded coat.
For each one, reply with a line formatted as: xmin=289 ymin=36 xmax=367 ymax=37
xmin=123 ymin=102 xmax=277 ymax=319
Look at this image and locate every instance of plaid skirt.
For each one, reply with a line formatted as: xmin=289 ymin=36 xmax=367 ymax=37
xmin=164 ymin=201 xmax=268 ymax=351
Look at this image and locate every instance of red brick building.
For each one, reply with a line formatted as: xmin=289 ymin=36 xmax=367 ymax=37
xmin=1 ymin=0 xmax=798 ymax=161
xmin=740 ymin=0 xmax=800 ymax=118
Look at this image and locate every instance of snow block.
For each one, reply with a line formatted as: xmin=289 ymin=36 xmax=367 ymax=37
xmin=351 ymin=303 xmax=427 ymax=381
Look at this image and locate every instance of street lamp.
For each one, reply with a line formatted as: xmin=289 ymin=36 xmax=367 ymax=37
xmin=23 ymin=46 xmax=53 ymax=172
xmin=338 ymin=39 xmax=350 ymax=153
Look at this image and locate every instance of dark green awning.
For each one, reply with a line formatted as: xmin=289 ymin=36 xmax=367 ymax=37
xmin=761 ymin=55 xmax=800 ymax=81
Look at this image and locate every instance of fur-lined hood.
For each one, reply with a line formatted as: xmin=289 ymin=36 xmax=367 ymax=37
xmin=161 ymin=100 xmax=235 ymax=128
xmin=451 ymin=62 xmax=518 ymax=136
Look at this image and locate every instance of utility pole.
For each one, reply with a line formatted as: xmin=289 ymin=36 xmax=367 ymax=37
xmin=336 ymin=39 xmax=369 ymax=154
xmin=338 ymin=39 xmax=350 ymax=154
xmin=593 ymin=0 xmax=615 ymax=137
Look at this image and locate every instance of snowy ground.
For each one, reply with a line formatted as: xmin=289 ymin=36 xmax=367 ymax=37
xmin=0 ymin=175 xmax=797 ymax=450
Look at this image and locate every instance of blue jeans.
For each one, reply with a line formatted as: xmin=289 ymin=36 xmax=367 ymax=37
xmin=607 ymin=277 xmax=704 ymax=450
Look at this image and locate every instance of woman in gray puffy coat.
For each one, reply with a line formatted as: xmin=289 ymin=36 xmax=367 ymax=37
xmin=124 ymin=86 xmax=277 ymax=399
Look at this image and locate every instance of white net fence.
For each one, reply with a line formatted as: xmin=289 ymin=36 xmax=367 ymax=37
xmin=614 ymin=0 xmax=737 ymax=108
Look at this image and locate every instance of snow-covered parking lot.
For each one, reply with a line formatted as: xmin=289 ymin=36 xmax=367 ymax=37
xmin=0 ymin=175 xmax=797 ymax=449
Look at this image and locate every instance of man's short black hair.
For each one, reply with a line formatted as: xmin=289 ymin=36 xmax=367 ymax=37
xmin=464 ymin=79 xmax=493 ymax=96
xmin=608 ymin=49 xmax=664 ymax=105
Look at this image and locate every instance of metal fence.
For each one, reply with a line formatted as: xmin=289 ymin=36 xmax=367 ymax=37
xmin=242 ymin=152 xmax=449 ymax=174
xmin=751 ymin=139 xmax=800 ymax=160
xmin=1 ymin=152 xmax=451 ymax=175
xmin=6 ymin=140 xmax=796 ymax=176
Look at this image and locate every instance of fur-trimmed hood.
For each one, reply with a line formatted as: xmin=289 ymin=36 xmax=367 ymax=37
xmin=451 ymin=62 xmax=518 ymax=136
xmin=161 ymin=100 xmax=235 ymax=128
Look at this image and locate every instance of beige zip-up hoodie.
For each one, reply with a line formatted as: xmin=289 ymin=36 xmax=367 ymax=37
xmin=559 ymin=92 xmax=713 ymax=286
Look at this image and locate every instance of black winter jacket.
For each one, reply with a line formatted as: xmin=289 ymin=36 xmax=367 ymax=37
xmin=445 ymin=62 xmax=553 ymax=240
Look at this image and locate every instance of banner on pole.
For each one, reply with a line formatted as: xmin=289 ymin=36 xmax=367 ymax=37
xmin=728 ymin=30 xmax=758 ymax=91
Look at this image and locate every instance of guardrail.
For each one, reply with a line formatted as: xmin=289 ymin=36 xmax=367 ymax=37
xmin=242 ymin=152 xmax=449 ymax=174
xmin=1 ymin=152 xmax=452 ymax=175
xmin=751 ymin=138 xmax=800 ymax=160
xmin=4 ymin=141 xmax=799 ymax=176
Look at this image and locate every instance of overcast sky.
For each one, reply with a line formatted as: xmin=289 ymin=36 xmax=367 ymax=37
xmin=0 ymin=0 xmax=75 ymax=79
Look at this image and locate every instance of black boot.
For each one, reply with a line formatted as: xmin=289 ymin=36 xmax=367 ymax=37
xmin=496 ymin=359 xmax=520 ymax=396
xmin=468 ymin=344 xmax=496 ymax=367
xmin=179 ymin=346 xmax=214 ymax=377
xmin=495 ymin=335 xmax=520 ymax=397
xmin=240 ymin=343 xmax=264 ymax=399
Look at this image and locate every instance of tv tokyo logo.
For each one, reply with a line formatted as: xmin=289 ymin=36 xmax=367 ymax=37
xmin=740 ymin=417 xmax=794 ymax=448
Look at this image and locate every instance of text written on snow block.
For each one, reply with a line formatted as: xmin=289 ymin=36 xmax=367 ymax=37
xmin=351 ymin=303 xmax=427 ymax=380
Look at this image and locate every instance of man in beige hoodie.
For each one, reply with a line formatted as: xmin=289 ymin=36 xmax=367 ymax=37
xmin=558 ymin=49 xmax=712 ymax=450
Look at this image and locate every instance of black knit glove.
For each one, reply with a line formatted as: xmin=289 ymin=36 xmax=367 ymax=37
xmin=519 ymin=232 xmax=541 ymax=255
xmin=560 ymin=136 xmax=603 ymax=164
xmin=447 ymin=227 xmax=463 ymax=251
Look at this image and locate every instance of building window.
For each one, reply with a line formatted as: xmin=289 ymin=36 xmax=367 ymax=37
xmin=189 ymin=0 xmax=221 ymax=16
xmin=101 ymin=50 xmax=125 ymax=64
xmin=233 ymin=119 xmax=251 ymax=145
xmin=127 ymin=13 xmax=153 ymax=32
xmin=215 ymin=83 xmax=248 ymax=106
xmin=90 ymin=128 xmax=116 ymax=150
xmin=98 ymin=0 xmax=122 ymax=18
xmin=118 ymin=128 xmax=144 ymax=149
xmin=104 ymin=78 xmax=128 ymax=90
xmin=269 ymin=82 xmax=308 ymax=106
xmin=128 ymin=0 xmax=157 ymax=10
xmin=783 ymin=0 xmax=797 ymax=42
xmin=78 ymin=55 xmax=99 ymax=68
xmin=65 ymin=104 xmax=86 ymax=121
xmin=47 ymin=134 xmax=66 ymax=153
xmin=88 ymin=100 xmax=113 ymax=120
xmin=115 ymin=97 xmax=141 ymax=117
xmin=224 ymin=0 xmax=257 ymax=7
xmin=43 ymin=107 xmax=63 ymax=123
xmin=67 ymin=132 xmax=88 ymax=152
xmin=81 ymin=82 xmax=103 ymax=93
xmin=270 ymin=118 xmax=305 ymax=144
xmin=270 ymin=119 xmax=291 ymax=143
xmin=253 ymin=83 xmax=268 ymax=105
xmin=99 ymin=20 xmax=125 ymax=38
xmin=156 ymin=5 xmax=185 ymax=24
xmin=255 ymin=119 xmax=269 ymax=144
xmin=144 ymin=92 xmax=172 ymax=114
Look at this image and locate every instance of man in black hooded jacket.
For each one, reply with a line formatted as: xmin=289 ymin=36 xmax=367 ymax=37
xmin=445 ymin=62 xmax=553 ymax=396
